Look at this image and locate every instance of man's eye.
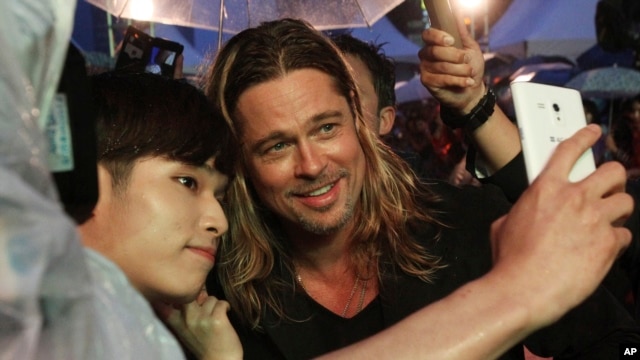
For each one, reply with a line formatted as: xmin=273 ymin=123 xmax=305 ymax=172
xmin=269 ymin=142 xmax=286 ymax=153
xmin=178 ymin=177 xmax=197 ymax=190
xmin=320 ymin=124 xmax=335 ymax=133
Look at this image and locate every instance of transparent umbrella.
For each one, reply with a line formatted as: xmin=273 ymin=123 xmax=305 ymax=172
xmin=565 ymin=66 xmax=640 ymax=128
xmin=86 ymin=0 xmax=404 ymax=43
xmin=564 ymin=66 xmax=640 ymax=99
xmin=86 ymin=0 xmax=404 ymax=51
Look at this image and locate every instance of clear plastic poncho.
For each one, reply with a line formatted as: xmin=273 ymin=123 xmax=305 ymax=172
xmin=0 ymin=0 xmax=185 ymax=358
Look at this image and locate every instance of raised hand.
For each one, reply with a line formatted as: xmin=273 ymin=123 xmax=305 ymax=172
xmin=418 ymin=14 xmax=485 ymax=114
xmin=489 ymin=124 xmax=633 ymax=327
xmin=155 ymin=290 xmax=243 ymax=360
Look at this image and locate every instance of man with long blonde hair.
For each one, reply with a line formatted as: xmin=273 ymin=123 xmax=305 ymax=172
xmin=204 ymin=18 xmax=638 ymax=359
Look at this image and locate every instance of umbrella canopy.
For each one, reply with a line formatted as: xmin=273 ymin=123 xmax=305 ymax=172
xmin=508 ymin=62 xmax=576 ymax=86
xmin=565 ymin=66 xmax=640 ymax=98
xmin=85 ymin=0 xmax=404 ymax=33
xmin=565 ymin=66 xmax=640 ymax=129
xmin=488 ymin=0 xmax=599 ymax=60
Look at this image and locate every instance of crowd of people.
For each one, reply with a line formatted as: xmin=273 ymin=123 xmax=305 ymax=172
xmin=387 ymin=100 xmax=473 ymax=184
xmin=387 ymin=68 xmax=640 ymax=185
xmin=2 ymin=1 xmax=640 ymax=359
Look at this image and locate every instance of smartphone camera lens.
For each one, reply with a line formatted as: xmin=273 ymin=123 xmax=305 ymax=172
xmin=553 ymin=103 xmax=560 ymax=112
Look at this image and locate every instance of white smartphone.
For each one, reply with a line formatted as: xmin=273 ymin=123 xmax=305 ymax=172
xmin=510 ymin=82 xmax=596 ymax=184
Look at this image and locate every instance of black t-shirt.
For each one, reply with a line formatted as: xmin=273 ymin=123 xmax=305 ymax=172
xmin=211 ymin=181 xmax=640 ymax=360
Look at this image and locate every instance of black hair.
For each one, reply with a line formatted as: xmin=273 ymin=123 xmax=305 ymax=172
xmin=90 ymin=72 xmax=234 ymax=190
xmin=331 ymin=33 xmax=397 ymax=111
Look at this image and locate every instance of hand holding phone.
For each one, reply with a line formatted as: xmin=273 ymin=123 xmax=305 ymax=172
xmin=423 ymin=0 xmax=463 ymax=48
xmin=511 ymin=82 xmax=596 ymax=183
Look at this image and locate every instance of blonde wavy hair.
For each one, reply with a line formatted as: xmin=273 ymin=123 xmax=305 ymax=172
xmin=203 ymin=18 xmax=445 ymax=330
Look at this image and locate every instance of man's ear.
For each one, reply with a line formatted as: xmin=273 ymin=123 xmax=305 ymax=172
xmin=378 ymin=106 xmax=396 ymax=136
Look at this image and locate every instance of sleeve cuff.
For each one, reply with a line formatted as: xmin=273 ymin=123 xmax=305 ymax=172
xmin=466 ymin=148 xmax=528 ymax=203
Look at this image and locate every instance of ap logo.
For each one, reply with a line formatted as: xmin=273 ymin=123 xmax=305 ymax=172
xmin=620 ymin=344 xmax=640 ymax=358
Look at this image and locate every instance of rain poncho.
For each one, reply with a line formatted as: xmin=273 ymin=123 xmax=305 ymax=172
xmin=0 ymin=0 xmax=184 ymax=358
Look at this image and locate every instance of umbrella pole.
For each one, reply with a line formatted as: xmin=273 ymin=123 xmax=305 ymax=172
xmin=107 ymin=13 xmax=115 ymax=58
xmin=354 ymin=0 xmax=371 ymax=29
xmin=217 ymin=0 xmax=225 ymax=50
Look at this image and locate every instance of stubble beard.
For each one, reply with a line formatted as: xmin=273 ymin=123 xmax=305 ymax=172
xmin=290 ymin=169 xmax=357 ymax=236
xmin=294 ymin=195 xmax=356 ymax=235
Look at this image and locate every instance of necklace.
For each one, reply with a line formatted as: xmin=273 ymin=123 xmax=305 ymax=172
xmin=295 ymin=272 xmax=368 ymax=318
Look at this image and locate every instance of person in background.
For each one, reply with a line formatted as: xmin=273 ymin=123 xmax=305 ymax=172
xmin=330 ymin=33 xmax=427 ymax=177
xmin=331 ymin=33 xmax=473 ymax=184
xmin=203 ymin=18 xmax=637 ymax=360
xmin=330 ymin=33 xmax=396 ymax=137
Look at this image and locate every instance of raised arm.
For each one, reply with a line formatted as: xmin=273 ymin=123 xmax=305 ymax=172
xmin=318 ymin=125 xmax=632 ymax=359
xmin=418 ymin=14 xmax=521 ymax=173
